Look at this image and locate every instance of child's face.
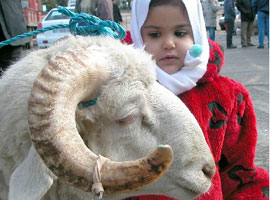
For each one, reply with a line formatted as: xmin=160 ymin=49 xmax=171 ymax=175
xmin=141 ymin=5 xmax=194 ymax=74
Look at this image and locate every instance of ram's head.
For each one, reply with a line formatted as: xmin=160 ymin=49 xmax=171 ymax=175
xmin=5 ymin=36 xmax=215 ymax=200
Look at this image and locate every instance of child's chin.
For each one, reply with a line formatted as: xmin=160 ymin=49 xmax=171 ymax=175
xmin=158 ymin=64 xmax=182 ymax=74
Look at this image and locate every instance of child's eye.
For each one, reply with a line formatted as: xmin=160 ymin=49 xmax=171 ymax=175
xmin=148 ymin=32 xmax=160 ymax=38
xmin=175 ymin=31 xmax=187 ymax=37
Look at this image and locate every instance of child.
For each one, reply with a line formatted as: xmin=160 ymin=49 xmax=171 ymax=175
xmin=124 ymin=0 xmax=269 ymax=199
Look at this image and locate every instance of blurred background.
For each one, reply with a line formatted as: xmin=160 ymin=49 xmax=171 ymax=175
xmin=21 ymin=0 xmax=132 ymax=48
xmin=20 ymin=0 xmax=258 ymax=49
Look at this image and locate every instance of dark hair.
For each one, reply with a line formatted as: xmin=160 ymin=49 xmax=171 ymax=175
xmin=149 ymin=0 xmax=186 ymax=10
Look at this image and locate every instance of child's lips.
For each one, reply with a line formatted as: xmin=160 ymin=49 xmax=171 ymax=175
xmin=160 ymin=55 xmax=178 ymax=63
xmin=160 ymin=55 xmax=178 ymax=60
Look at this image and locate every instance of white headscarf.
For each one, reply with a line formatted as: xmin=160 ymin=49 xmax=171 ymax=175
xmin=130 ymin=0 xmax=209 ymax=95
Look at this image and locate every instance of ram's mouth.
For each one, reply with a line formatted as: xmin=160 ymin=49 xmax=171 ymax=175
xmin=181 ymin=184 xmax=206 ymax=196
xmin=166 ymin=174 xmax=210 ymax=197
xmin=180 ymin=184 xmax=202 ymax=197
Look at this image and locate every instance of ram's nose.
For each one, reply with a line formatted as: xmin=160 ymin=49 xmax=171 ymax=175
xmin=202 ymin=159 xmax=216 ymax=180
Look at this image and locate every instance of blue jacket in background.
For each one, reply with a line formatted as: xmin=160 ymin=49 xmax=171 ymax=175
xmin=224 ymin=0 xmax=236 ymax=20
xmin=252 ymin=0 xmax=269 ymax=14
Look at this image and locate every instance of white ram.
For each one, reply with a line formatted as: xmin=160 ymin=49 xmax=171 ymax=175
xmin=0 ymin=35 xmax=215 ymax=200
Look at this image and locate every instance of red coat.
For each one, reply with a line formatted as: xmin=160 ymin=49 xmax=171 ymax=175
xmin=123 ymin=33 xmax=269 ymax=199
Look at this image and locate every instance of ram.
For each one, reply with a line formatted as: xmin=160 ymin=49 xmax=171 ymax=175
xmin=0 ymin=35 xmax=215 ymax=200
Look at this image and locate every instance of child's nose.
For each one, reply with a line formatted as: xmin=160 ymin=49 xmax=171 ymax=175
xmin=163 ymin=37 xmax=176 ymax=50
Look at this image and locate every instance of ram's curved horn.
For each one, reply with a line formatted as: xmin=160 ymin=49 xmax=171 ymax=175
xmin=28 ymin=50 xmax=173 ymax=194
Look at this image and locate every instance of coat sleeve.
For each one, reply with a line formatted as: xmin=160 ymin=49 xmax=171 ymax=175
xmin=75 ymin=0 xmax=82 ymax=13
xmin=219 ymin=84 xmax=269 ymax=199
xmin=251 ymin=0 xmax=258 ymax=13
xmin=236 ymin=0 xmax=249 ymax=15
xmin=201 ymin=2 xmax=206 ymax=16
xmin=211 ymin=0 xmax=220 ymax=12
xmin=118 ymin=9 xmax=122 ymax=22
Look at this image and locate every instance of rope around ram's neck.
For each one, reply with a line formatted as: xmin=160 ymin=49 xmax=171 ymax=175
xmin=0 ymin=6 xmax=126 ymax=47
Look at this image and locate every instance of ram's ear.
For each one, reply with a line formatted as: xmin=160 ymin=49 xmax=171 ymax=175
xmin=9 ymin=146 xmax=55 ymax=200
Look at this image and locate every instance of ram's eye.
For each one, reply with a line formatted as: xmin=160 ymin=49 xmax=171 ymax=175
xmin=142 ymin=114 xmax=154 ymax=127
xmin=116 ymin=114 xmax=138 ymax=126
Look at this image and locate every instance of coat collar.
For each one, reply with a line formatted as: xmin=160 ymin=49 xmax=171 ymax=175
xmin=198 ymin=39 xmax=225 ymax=84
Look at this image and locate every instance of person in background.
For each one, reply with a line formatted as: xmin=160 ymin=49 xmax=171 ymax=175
xmin=224 ymin=0 xmax=237 ymax=48
xmin=75 ymin=0 xmax=98 ymax=15
xmin=202 ymin=0 xmax=220 ymax=41
xmin=123 ymin=0 xmax=269 ymax=199
xmin=112 ymin=0 xmax=123 ymax=24
xmin=75 ymin=0 xmax=113 ymax=21
xmin=96 ymin=0 xmax=114 ymax=20
xmin=0 ymin=0 xmax=28 ymax=76
xmin=236 ymin=0 xmax=255 ymax=47
xmin=252 ymin=0 xmax=269 ymax=48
